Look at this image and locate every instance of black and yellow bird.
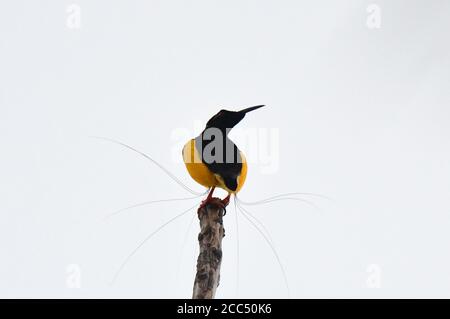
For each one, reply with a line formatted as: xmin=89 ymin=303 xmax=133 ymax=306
xmin=183 ymin=105 xmax=264 ymax=207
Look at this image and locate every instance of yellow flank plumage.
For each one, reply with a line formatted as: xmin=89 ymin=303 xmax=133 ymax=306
xmin=182 ymin=139 xmax=217 ymax=188
xmin=182 ymin=139 xmax=247 ymax=194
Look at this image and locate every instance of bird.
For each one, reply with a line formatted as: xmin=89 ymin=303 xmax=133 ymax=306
xmin=182 ymin=105 xmax=265 ymax=209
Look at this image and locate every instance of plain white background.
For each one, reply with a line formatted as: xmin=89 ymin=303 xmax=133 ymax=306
xmin=1 ymin=0 xmax=449 ymax=298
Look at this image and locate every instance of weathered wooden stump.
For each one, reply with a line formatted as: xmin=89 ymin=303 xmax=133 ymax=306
xmin=192 ymin=198 xmax=226 ymax=299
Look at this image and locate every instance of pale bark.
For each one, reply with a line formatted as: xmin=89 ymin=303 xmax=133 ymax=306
xmin=192 ymin=198 xmax=225 ymax=299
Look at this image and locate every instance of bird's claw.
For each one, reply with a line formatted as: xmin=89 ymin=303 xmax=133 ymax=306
xmin=198 ymin=195 xmax=231 ymax=216
xmin=218 ymin=195 xmax=231 ymax=215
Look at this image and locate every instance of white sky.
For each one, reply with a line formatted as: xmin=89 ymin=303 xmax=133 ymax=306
xmin=1 ymin=0 xmax=449 ymax=298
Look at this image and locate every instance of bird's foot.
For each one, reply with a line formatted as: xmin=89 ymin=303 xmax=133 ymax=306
xmin=198 ymin=187 xmax=216 ymax=211
xmin=199 ymin=197 xmax=215 ymax=211
xmin=219 ymin=194 xmax=231 ymax=215
xmin=198 ymin=194 xmax=231 ymax=215
xmin=221 ymin=194 xmax=231 ymax=207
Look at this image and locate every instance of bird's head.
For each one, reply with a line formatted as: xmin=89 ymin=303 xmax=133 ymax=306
xmin=205 ymin=105 xmax=265 ymax=132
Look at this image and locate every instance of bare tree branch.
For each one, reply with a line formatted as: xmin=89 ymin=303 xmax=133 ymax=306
xmin=192 ymin=198 xmax=226 ymax=299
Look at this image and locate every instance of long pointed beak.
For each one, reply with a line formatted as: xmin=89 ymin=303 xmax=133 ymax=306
xmin=239 ymin=105 xmax=265 ymax=114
